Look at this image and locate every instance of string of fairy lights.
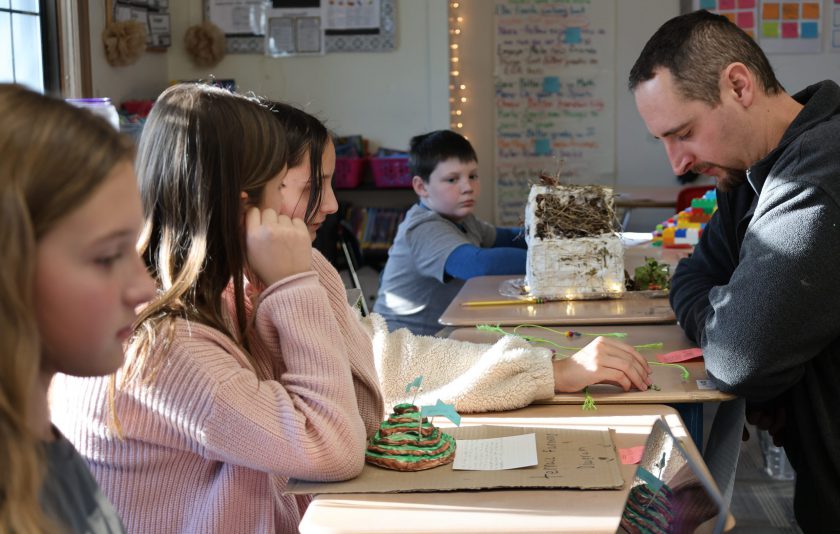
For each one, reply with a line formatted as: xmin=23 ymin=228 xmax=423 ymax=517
xmin=449 ymin=1 xmax=466 ymax=136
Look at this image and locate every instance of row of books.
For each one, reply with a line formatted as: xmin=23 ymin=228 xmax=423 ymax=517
xmin=341 ymin=206 xmax=408 ymax=250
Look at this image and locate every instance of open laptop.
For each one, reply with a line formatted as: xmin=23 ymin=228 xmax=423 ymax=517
xmin=618 ymin=419 xmax=729 ymax=534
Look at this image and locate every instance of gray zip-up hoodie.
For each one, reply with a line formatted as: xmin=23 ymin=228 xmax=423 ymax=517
xmin=671 ymin=80 xmax=840 ymax=532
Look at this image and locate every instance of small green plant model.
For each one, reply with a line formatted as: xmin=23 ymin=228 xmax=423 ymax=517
xmin=633 ymin=258 xmax=671 ymax=291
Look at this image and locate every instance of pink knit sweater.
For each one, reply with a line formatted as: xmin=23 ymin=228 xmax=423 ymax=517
xmin=51 ymin=251 xmax=384 ymax=533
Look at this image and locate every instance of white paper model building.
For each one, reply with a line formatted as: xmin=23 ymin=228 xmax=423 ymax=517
xmin=524 ymin=184 xmax=624 ymax=300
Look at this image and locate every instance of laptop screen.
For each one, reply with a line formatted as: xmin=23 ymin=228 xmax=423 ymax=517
xmin=617 ymin=419 xmax=728 ymax=534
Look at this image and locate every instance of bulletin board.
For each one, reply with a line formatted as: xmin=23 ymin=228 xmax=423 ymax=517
xmin=107 ymin=0 xmax=171 ymax=51
xmin=493 ymin=0 xmax=617 ymax=226
xmin=204 ymin=0 xmax=396 ymax=55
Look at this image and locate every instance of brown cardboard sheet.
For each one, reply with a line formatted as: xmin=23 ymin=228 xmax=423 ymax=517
xmin=285 ymin=425 xmax=623 ymax=495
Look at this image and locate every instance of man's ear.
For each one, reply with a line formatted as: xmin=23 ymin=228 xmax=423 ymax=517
xmin=722 ymin=62 xmax=755 ymax=108
xmin=412 ymin=175 xmax=428 ymax=197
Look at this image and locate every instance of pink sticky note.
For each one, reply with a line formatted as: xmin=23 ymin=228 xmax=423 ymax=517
xmin=738 ymin=0 xmax=756 ymax=8
xmin=782 ymin=21 xmax=799 ymax=38
xmin=738 ymin=11 xmax=755 ymax=28
xmin=719 ymin=0 xmax=736 ymax=9
xmin=656 ymin=348 xmax=704 ymax=363
xmin=620 ymin=446 xmax=645 ymax=465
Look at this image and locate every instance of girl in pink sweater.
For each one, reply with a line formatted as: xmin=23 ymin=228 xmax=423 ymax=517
xmin=52 ymin=84 xmax=384 ymax=533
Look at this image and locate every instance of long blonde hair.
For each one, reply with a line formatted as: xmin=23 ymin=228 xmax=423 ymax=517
xmin=0 ymin=84 xmax=134 ymax=532
xmin=122 ymin=84 xmax=287 ymax=387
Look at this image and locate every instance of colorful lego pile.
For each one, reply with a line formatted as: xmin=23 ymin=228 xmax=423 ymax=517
xmin=652 ymin=189 xmax=717 ymax=248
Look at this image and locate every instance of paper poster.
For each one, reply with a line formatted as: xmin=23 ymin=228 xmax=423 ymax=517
xmin=695 ymin=0 xmax=757 ymax=38
xmin=208 ymin=0 xmax=266 ymax=35
xmin=494 ymin=0 xmax=616 ymax=226
xmin=265 ymin=4 xmax=325 ymax=56
xmin=831 ymin=0 xmax=840 ymax=52
xmin=325 ymin=0 xmax=380 ymax=30
xmin=759 ymin=0 xmax=822 ymax=53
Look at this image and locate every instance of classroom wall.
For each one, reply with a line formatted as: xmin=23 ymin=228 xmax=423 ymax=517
xmin=165 ymin=1 xmax=450 ymax=155
xmin=89 ymin=0 xmax=840 ymax=226
xmin=88 ymin=0 xmax=169 ymax=101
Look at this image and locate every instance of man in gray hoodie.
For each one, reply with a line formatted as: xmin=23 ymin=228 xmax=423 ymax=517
xmin=629 ymin=10 xmax=840 ymax=532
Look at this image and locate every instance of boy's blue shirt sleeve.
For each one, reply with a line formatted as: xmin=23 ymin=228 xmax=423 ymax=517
xmin=444 ymin=243 xmax=526 ymax=279
xmin=493 ymin=227 xmax=527 ymax=249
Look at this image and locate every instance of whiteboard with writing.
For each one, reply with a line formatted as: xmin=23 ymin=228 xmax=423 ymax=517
xmin=495 ymin=0 xmax=616 ymax=225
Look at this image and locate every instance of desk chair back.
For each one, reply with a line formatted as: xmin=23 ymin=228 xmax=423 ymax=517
xmin=338 ymin=220 xmax=368 ymax=316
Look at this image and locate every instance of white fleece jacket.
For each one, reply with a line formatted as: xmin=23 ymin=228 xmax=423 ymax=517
xmin=364 ymin=314 xmax=555 ymax=413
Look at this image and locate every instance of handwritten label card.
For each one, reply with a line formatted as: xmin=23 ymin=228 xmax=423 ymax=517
xmin=453 ymin=433 xmax=538 ymax=470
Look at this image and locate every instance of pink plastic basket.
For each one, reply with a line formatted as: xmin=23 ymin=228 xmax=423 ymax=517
xmin=370 ymin=156 xmax=412 ymax=188
xmin=333 ymin=157 xmax=365 ymax=189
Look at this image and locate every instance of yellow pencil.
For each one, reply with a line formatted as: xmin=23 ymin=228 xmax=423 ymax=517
xmin=461 ymin=298 xmax=545 ymax=307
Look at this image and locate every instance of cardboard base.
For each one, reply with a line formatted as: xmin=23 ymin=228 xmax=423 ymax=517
xmin=286 ymin=425 xmax=623 ymax=495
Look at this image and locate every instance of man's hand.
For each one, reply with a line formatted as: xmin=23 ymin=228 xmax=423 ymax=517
xmin=746 ymin=401 xmax=787 ymax=447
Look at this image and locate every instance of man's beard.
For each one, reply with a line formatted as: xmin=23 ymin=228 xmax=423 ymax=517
xmin=691 ymin=165 xmax=747 ymax=192
xmin=715 ymin=169 xmax=748 ymax=192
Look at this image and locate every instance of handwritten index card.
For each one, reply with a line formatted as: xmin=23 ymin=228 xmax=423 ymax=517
xmin=453 ymin=433 xmax=538 ymax=470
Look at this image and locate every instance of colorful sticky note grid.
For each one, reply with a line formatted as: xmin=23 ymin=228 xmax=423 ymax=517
xmin=761 ymin=1 xmax=821 ymax=40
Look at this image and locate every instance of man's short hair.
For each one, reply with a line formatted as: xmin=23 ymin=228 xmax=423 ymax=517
xmin=409 ymin=130 xmax=477 ymax=182
xmin=628 ymin=10 xmax=783 ymax=105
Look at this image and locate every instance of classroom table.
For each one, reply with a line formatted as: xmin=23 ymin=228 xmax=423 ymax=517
xmin=448 ymin=324 xmax=735 ymax=405
xmin=438 ymin=274 xmax=676 ymax=327
xmin=297 ymin=404 xmax=732 ymax=534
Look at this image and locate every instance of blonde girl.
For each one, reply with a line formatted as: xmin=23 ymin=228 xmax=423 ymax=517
xmin=0 ymin=84 xmax=154 ymax=533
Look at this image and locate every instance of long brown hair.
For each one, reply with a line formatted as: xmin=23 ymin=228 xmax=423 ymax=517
xmin=123 ymin=83 xmax=287 ymax=387
xmin=0 ymin=84 xmax=134 ymax=533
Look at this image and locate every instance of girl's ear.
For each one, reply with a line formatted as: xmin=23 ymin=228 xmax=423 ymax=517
xmin=240 ymin=191 xmax=251 ymax=213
